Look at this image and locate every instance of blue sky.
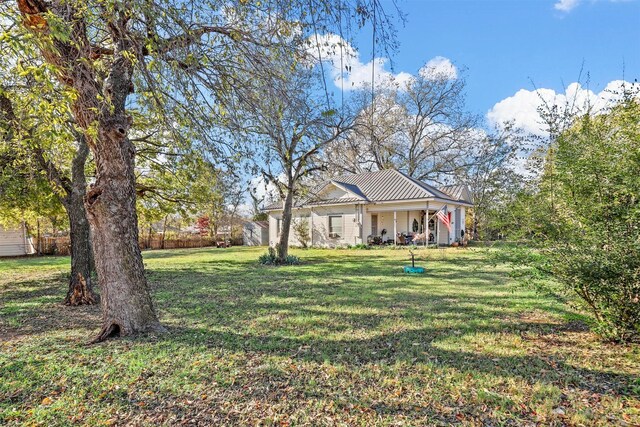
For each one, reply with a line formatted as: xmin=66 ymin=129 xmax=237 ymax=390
xmin=345 ymin=0 xmax=640 ymax=122
xmin=252 ymin=0 xmax=639 ymax=204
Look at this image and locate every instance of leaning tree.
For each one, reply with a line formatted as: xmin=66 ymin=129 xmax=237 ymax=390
xmin=6 ymin=0 xmax=397 ymax=341
xmin=0 ymin=43 xmax=100 ymax=304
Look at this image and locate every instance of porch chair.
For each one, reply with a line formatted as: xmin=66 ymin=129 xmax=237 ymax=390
xmin=412 ymin=232 xmax=426 ymax=244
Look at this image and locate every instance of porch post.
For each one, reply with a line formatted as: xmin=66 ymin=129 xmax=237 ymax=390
xmin=425 ymin=201 xmax=429 ymax=247
xmin=393 ymin=210 xmax=397 ymax=246
xmin=406 ymin=211 xmax=410 ymax=233
xmin=310 ymin=208 xmax=314 ymax=247
xmin=436 ymin=208 xmax=439 ymax=247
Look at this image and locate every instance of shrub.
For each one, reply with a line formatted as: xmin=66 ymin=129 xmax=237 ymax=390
xmin=550 ymin=232 xmax=640 ymax=342
xmin=258 ymin=246 xmax=300 ymax=266
xmin=292 ymin=219 xmax=311 ymax=248
xmin=497 ymin=239 xmax=640 ymax=343
xmin=496 ymin=99 xmax=640 ymax=342
xmin=347 ymin=243 xmax=372 ymax=250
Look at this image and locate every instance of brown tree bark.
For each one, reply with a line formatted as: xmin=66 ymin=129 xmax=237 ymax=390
xmin=276 ymin=188 xmax=294 ymax=262
xmin=34 ymin=134 xmax=98 ymax=306
xmin=18 ymin=0 xmax=163 ymax=341
xmin=85 ymin=122 xmax=164 ymax=341
xmin=63 ymin=138 xmax=97 ymax=306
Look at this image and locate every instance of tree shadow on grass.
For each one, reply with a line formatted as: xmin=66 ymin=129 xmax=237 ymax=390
xmin=141 ymin=261 xmax=639 ymax=398
xmin=3 ymin=250 xmax=638 ymax=425
xmin=158 ymin=322 xmax=637 ymax=398
xmin=0 ymin=272 xmax=100 ymax=341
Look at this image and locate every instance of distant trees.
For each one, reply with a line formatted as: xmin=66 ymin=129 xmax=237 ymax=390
xmin=458 ymin=124 xmax=522 ymax=240
xmin=324 ymin=66 xmax=479 ymax=184
xmin=195 ymin=216 xmax=211 ymax=237
xmin=322 ymin=64 xmax=523 ymax=240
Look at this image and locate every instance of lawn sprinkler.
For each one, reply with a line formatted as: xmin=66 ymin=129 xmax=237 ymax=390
xmin=403 ymin=249 xmax=425 ymax=274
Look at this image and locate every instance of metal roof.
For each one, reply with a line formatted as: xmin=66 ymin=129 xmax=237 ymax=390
xmin=263 ymin=169 xmax=472 ymax=210
xmin=438 ymin=184 xmax=472 ymax=204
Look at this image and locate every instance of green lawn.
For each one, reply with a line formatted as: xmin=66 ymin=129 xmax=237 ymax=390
xmin=1 ymin=247 xmax=638 ymax=426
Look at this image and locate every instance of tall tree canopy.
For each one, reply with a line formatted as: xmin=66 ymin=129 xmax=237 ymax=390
xmin=3 ymin=0 xmax=397 ymax=340
xmin=228 ymin=53 xmax=353 ymax=262
xmin=323 ymin=65 xmax=478 ymax=184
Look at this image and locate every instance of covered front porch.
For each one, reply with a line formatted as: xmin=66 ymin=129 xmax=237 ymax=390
xmin=363 ymin=201 xmax=465 ymax=247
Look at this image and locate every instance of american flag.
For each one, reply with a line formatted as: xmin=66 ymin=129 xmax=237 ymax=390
xmin=436 ymin=206 xmax=451 ymax=233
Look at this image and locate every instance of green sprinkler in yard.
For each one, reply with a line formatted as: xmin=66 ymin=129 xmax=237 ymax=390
xmin=403 ymin=249 xmax=425 ymax=274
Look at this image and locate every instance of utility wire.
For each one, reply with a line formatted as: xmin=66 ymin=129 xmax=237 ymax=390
xmin=370 ymin=1 xmax=377 ymax=146
xmin=339 ymin=1 xmax=345 ymax=115
xmin=309 ymin=0 xmax=332 ymax=110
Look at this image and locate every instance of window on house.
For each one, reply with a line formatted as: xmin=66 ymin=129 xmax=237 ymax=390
xmin=329 ymin=215 xmax=342 ymax=238
xmin=276 ymin=218 xmax=281 ymax=236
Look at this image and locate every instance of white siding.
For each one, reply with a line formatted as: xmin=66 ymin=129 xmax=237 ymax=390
xmin=362 ymin=209 xmax=372 ymax=241
xmin=378 ymin=212 xmax=395 ymax=243
xmin=310 ymin=205 xmax=361 ymax=247
xmin=243 ymin=222 xmax=268 ymax=246
xmin=408 ymin=211 xmax=422 ymax=234
xmin=268 ymin=209 xmax=313 ymax=247
xmin=0 ymin=224 xmax=32 ymax=257
xmin=268 ymin=201 xmax=469 ymax=247
xmin=268 ymin=215 xmax=278 ymax=247
xmin=321 ymin=187 xmax=350 ymax=200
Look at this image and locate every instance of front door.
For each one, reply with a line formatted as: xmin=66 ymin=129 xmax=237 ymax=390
xmin=371 ymin=214 xmax=378 ymax=236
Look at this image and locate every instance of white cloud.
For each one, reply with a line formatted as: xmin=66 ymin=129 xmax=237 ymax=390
xmin=554 ymin=0 xmax=581 ymax=12
xmin=487 ymin=80 xmax=639 ymax=136
xmin=419 ymin=56 xmax=458 ymax=80
xmin=553 ymin=0 xmax=631 ymax=13
xmin=308 ymin=34 xmax=456 ymax=91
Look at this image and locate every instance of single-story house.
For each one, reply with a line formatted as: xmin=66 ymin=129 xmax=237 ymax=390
xmin=263 ymin=169 xmax=472 ymax=247
xmin=0 ymin=223 xmax=35 ymax=257
xmin=243 ymin=220 xmax=269 ymax=246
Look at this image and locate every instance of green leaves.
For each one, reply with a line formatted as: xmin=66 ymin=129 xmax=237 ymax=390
xmin=43 ymin=11 xmax=71 ymax=43
xmin=501 ymin=95 xmax=640 ymax=343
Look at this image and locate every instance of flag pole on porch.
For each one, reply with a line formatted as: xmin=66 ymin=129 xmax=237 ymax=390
xmin=426 ymin=205 xmax=447 ymax=248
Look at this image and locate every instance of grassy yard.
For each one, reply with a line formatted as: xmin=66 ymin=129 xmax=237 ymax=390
xmin=1 ymin=247 xmax=638 ymax=426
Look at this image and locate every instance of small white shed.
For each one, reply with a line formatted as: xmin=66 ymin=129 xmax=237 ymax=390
xmin=0 ymin=223 xmax=35 ymax=257
xmin=243 ymin=221 xmax=269 ymax=246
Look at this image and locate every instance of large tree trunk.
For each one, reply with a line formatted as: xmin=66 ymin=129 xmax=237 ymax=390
xmin=17 ymin=0 xmax=163 ymax=342
xmin=84 ymin=78 xmax=164 ymax=342
xmin=85 ymin=118 xmax=163 ymax=341
xmin=64 ymin=138 xmax=97 ymax=306
xmin=276 ymin=188 xmax=294 ymax=262
xmin=65 ymin=193 xmax=97 ymax=305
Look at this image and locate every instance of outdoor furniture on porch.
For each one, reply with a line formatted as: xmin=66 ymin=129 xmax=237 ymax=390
xmin=412 ymin=232 xmax=426 ymax=244
xmin=396 ymin=233 xmax=408 ymax=245
xmin=367 ymin=235 xmax=383 ymax=245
